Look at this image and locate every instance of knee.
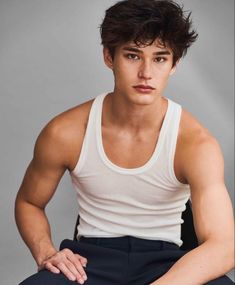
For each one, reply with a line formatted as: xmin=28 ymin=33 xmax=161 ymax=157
xmin=18 ymin=270 xmax=51 ymax=285
xmin=18 ymin=272 xmax=40 ymax=285
xmin=19 ymin=276 xmax=33 ymax=285
xmin=18 ymin=270 xmax=71 ymax=285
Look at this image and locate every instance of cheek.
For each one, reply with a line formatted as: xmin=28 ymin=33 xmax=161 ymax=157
xmin=153 ymin=67 xmax=172 ymax=81
xmin=115 ymin=64 xmax=136 ymax=82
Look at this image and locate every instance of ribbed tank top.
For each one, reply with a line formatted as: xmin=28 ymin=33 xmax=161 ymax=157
xmin=70 ymin=93 xmax=190 ymax=247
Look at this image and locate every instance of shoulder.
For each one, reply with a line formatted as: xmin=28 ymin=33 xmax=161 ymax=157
xmin=177 ymin=108 xmax=224 ymax=184
xmin=42 ymin=99 xmax=94 ymax=141
xmin=179 ymin=108 xmax=221 ymax=151
xmin=35 ymin=98 xmax=94 ymax=170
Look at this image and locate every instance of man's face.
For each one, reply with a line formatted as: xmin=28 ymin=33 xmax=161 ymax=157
xmin=104 ymin=39 xmax=177 ymax=105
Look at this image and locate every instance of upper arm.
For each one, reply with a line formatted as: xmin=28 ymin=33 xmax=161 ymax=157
xmin=182 ymin=131 xmax=234 ymax=244
xmin=16 ymin=120 xmax=71 ymax=209
xmin=176 ymin=110 xmax=234 ymax=244
xmin=16 ymin=101 xmax=92 ymax=210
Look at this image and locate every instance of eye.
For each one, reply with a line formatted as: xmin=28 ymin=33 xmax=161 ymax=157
xmin=155 ymin=57 xmax=166 ymax=63
xmin=125 ymin=53 xmax=140 ymax=60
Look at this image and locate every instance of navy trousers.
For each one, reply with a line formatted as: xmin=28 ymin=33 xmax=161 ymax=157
xmin=19 ymin=236 xmax=234 ymax=285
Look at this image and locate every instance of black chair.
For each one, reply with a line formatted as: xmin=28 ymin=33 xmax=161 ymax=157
xmin=73 ymin=199 xmax=198 ymax=250
xmin=180 ymin=200 xmax=198 ymax=249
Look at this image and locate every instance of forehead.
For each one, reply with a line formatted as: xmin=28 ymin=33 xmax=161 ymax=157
xmin=119 ymin=38 xmax=173 ymax=54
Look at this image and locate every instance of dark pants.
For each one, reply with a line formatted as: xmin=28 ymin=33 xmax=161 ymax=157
xmin=19 ymin=236 xmax=234 ymax=285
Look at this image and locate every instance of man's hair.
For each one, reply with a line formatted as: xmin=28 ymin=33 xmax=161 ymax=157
xmin=100 ymin=0 xmax=198 ymax=66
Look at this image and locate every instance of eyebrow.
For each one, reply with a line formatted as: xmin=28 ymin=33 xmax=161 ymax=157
xmin=122 ymin=46 xmax=171 ymax=56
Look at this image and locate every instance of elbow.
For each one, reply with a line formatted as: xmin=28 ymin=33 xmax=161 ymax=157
xmin=205 ymin=236 xmax=235 ymax=272
xmin=225 ymin=234 xmax=235 ymax=270
xmin=227 ymin=241 xmax=235 ymax=271
xmin=218 ymin=238 xmax=235 ymax=271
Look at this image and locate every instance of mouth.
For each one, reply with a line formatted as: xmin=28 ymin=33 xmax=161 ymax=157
xmin=133 ymin=84 xmax=156 ymax=93
xmin=133 ymin=84 xmax=155 ymax=90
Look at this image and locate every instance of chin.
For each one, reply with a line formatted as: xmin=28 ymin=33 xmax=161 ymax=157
xmin=130 ymin=92 xmax=158 ymax=105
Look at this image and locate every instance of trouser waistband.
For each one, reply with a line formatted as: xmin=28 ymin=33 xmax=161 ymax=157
xmin=79 ymin=235 xmax=179 ymax=252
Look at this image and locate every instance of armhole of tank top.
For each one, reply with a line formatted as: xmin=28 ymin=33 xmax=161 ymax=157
xmin=70 ymin=99 xmax=97 ymax=176
xmin=168 ymin=104 xmax=189 ymax=187
xmin=71 ymin=129 xmax=88 ymax=175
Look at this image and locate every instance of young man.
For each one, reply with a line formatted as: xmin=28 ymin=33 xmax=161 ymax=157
xmin=15 ymin=0 xmax=234 ymax=284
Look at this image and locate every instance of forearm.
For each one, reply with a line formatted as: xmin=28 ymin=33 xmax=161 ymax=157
xmin=150 ymin=239 xmax=234 ymax=285
xmin=15 ymin=198 xmax=57 ymax=266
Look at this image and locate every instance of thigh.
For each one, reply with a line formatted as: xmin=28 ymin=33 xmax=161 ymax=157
xmin=19 ymin=270 xmax=114 ymax=285
xmin=128 ymin=247 xmax=189 ymax=284
xmin=19 ymin=239 xmax=128 ymax=285
xmin=60 ymin=239 xmax=128 ymax=285
xmin=19 ymin=270 xmax=75 ymax=285
xmin=19 ymin=268 xmax=120 ymax=285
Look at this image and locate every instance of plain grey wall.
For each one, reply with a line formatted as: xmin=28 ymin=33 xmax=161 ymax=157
xmin=0 ymin=0 xmax=234 ymax=284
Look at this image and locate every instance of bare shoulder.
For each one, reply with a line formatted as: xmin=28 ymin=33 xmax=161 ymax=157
xmin=179 ymin=108 xmax=221 ymax=150
xmin=36 ymin=98 xmax=94 ymax=171
xmin=176 ymin=108 xmax=224 ymax=184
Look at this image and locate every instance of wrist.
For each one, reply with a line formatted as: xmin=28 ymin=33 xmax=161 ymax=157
xmin=34 ymin=241 xmax=57 ymax=266
xmin=36 ymin=248 xmax=57 ymax=267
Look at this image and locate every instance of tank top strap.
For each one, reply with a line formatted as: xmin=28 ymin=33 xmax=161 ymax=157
xmin=160 ymin=98 xmax=184 ymax=185
xmin=71 ymin=93 xmax=107 ymax=174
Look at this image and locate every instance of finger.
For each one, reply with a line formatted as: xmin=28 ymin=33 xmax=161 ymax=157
xmin=63 ymin=249 xmax=87 ymax=279
xmin=65 ymin=259 xmax=87 ymax=283
xmin=68 ymin=254 xmax=88 ymax=281
xmin=63 ymin=248 xmax=88 ymax=267
xmin=44 ymin=262 xmax=60 ymax=274
xmin=75 ymin=254 xmax=88 ymax=267
xmin=61 ymin=249 xmax=88 ymax=283
xmin=56 ymin=262 xmax=77 ymax=282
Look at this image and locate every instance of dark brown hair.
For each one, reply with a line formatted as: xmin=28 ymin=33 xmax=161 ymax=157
xmin=100 ymin=0 xmax=198 ymax=66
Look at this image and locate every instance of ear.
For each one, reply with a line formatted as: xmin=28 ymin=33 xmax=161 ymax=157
xmin=103 ymin=47 xmax=114 ymax=69
xmin=169 ymin=59 xmax=180 ymax=75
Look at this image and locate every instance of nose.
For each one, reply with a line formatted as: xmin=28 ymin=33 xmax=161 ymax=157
xmin=138 ymin=60 xmax=152 ymax=80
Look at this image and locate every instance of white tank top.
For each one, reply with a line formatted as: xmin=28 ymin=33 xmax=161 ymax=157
xmin=70 ymin=93 xmax=190 ymax=247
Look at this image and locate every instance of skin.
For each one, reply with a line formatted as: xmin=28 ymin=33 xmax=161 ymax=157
xmin=15 ymin=39 xmax=235 ymax=284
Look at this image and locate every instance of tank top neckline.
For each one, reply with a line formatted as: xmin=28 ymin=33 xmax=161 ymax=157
xmin=96 ymin=93 xmax=173 ymax=175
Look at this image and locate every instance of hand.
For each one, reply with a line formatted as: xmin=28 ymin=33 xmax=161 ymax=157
xmin=38 ymin=248 xmax=88 ymax=284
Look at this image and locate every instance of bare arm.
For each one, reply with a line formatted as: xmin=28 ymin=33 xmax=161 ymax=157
xmin=15 ymin=122 xmax=66 ymax=264
xmin=15 ymin=117 xmax=88 ymax=284
xmin=151 ymin=134 xmax=235 ymax=285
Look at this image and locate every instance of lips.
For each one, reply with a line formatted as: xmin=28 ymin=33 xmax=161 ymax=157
xmin=133 ymin=84 xmax=155 ymax=90
xmin=133 ymin=84 xmax=156 ymax=94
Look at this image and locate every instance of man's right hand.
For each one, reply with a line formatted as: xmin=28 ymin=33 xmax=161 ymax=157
xmin=38 ymin=248 xmax=88 ymax=284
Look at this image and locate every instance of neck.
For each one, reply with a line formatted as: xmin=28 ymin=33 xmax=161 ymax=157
xmin=104 ymin=92 xmax=167 ymax=132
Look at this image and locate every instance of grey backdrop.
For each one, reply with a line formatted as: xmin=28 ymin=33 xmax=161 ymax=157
xmin=0 ymin=0 xmax=234 ymax=284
